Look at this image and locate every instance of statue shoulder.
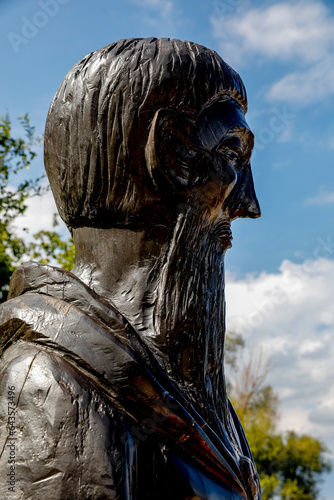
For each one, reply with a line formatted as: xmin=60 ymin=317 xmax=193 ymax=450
xmin=0 ymin=341 xmax=124 ymax=499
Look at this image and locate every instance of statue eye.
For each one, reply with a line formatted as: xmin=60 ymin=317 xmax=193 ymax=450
xmin=217 ymin=146 xmax=243 ymax=168
xmin=216 ymin=134 xmax=252 ymax=169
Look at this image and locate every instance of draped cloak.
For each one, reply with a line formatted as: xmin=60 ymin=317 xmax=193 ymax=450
xmin=0 ymin=262 xmax=260 ymax=500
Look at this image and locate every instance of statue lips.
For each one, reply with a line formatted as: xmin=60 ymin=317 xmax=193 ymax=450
xmin=219 ymin=231 xmax=233 ymax=249
xmin=215 ymin=218 xmax=233 ymax=249
xmin=220 ymin=231 xmax=233 ymax=249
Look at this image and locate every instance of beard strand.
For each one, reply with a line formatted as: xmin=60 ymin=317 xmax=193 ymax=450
xmin=151 ymin=207 xmax=229 ymax=428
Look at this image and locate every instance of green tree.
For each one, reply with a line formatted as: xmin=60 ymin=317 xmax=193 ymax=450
xmin=0 ymin=113 xmax=42 ymax=301
xmin=225 ymin=332 xmax=331 ymax=500
xmin=28 ymin=214 xmax=75 ymax=271
xmin=0 ymin=114 xmax=74 ymax=302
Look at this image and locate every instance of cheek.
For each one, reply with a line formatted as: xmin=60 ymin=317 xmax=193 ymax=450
xmin=194 ymin=170 xmax=237 ymax=207
xmin=221 ymin=162 xmax=238 ymax=191
xmin=210 ymin=156 xmax=238 ymax=201
xmin=195 ymin=179 xmax=224 ymax=204
xmin=187 ymin=153 xmax=238 ymax=208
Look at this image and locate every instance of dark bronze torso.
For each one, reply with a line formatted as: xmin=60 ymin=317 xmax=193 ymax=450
xmin=0 ymin=263 xmax=259 ymax=499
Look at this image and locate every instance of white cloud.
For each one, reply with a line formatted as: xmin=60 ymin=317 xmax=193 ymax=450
xmin=12 ymin=188 xmax=68 ymax=241
xmin=212 ymin=0 xmax=334 ymax=64
xmin=211 ymin=0 xmax=334 ymax=105
xmin=309 ymin=389 xmax=334 ymax=427
xmin=304 ymin=188 xmax=334 ymax=206
xmin=267 ymin=56 xmax=334 ymax=104
xmin=225 ymin=257 xmax=334 ymax=451
xmin=130 ymin=0 xmax=177 ymax=33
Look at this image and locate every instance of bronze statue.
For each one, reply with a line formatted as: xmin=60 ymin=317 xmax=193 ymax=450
xmin=0 ymin=38 xmax=261 ymax=499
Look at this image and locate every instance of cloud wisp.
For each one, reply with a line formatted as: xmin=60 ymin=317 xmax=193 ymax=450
xmin=129 ymin=0 xmax=182 ymax=35
xmin=304 ymin=188 xmax=334 ymax=206
xmin=12 ymin=187 xmax=68 ymax=242
xmin=211 ymin=0 xmax=334 ymax=104
xmin=225 ymin=255 xmax=334 ymax=449
xmin=267 ymin=55 xmax=334 ymax=104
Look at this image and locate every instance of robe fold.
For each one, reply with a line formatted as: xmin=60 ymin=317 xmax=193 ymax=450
xmin=0 ymin=262 xmax=260 ymax=500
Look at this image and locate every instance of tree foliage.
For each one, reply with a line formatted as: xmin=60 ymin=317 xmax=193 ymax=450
xmin=225 ymin=332 xmax=331 ymax=500
xmin=0 ymin=114 xmax=41 ymax=301
xmin=28 ymin=222 xmax=75 ymax=271
xmin=0 ymin=114 xmax=74 ymax=302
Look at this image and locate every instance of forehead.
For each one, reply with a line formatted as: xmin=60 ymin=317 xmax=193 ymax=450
xmin=196 ymin=97 xmax=252 ymax=149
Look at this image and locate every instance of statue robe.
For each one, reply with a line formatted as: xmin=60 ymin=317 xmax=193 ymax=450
xmin=0 ymin=262 xmax=260 ymax=500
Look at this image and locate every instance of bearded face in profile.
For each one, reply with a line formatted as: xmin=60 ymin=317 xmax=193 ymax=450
xmin=45 ymin=37 xmax=260 ymax=429
xmin=39 ymin=37 xmax=261 ymax=499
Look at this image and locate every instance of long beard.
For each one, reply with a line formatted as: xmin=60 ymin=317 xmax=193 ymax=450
xmin=150 ymin=207 xmax=229 ymax=428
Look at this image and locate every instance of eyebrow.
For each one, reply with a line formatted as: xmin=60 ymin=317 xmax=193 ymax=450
xmin=202 ymin=90 xmax=247 ymax=114
xmin=224 ymin=126 xmax=254 ymax=147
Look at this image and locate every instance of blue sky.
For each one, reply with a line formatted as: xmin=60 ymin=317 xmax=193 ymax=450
xmin=1 ymin=0 xmax=334 ymax=497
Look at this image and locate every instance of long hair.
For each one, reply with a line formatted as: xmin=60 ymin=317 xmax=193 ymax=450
xmin=44 ymin=38 xmax=247 ymax=230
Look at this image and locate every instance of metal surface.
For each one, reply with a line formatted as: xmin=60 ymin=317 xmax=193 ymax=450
xmin=0 ymin=38 xmax=261 ymax=499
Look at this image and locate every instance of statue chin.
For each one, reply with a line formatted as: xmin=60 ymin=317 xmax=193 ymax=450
xmin=0 ymin=38 xmax=261 ymax=500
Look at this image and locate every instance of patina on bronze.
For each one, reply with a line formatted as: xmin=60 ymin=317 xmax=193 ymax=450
xmin=0 ymin=38 xmax=261 ymax=499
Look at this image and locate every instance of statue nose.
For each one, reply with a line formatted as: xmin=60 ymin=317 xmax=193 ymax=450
xmin=227 ymin=164 xmax=261 ymax=219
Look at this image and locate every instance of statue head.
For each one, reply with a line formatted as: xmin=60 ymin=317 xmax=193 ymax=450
xmin=44 ymin=37 xmax=260 ymax=239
